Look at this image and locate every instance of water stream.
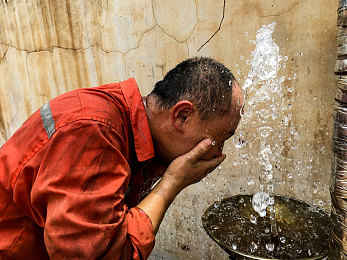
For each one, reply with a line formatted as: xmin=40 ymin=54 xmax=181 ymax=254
xmin=239 ymin=22 xmax=294 ymax=252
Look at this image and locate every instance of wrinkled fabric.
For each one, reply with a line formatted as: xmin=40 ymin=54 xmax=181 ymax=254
xmin=0 ymin=78 xmax=155 ymax=260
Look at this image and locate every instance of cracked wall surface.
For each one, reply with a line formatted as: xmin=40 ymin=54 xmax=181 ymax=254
xmin=0 ymin=0 xmax=338 ymax=259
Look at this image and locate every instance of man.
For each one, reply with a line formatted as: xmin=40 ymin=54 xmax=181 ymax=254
xmin=0 ymin=57 xmax=243 ymax=259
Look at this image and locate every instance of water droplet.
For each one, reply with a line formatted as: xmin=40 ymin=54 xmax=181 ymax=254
xmin=211 ymin=141 xmax=216 ymax=146
xmin=212 ymin=225 xmax=218 ymax=230
xmin=232 ymin=243 xmax=237 ymax=250
xmin=247 ymin=179 xmax=255 ymax=185
xmin=250 ymin=214 xmax=257 ymax=224
xmin=266 ymin=173 xmax=273 ymax=181
xmin=280 ymin=236 xmax=286 ymax=243
xmin=214 ymin=202 xmax=220 ymax=208
xmin=250 ymin=241 xmax=258 ymax=253
xmin=266 ymin=243 xmax=275 ymax=252
xmin=234 ymin=138 xmax=246 ymax=149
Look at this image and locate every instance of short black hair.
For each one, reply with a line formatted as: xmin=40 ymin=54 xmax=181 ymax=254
xmin=149 ymin=57 xmax=236 ymax=121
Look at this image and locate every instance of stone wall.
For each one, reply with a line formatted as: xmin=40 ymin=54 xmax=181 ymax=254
xmin=0 ymin=0 xmax=337 ymax=259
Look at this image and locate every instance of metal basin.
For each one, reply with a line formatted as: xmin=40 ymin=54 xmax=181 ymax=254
xmin=202 ymin=195 xmax=331 ymax=259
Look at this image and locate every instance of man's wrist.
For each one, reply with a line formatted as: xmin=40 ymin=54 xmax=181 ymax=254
xmin=153 ymin=175 xmax=182 ymax=204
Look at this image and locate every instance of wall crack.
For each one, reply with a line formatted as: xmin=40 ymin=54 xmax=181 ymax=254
xmin=0 ymin=44 xmax=9 ymax=64
xmin=197 ymin=0 xmax=226 ymax=52
xmin=0 ymin=42 xmax=126 ymax=56
xmin=156 ymin=24 xmax=184 ymax=43
xmin=0 ymin=48 xmax=8 ymax=64
xmin=150 ymin=0 xmax=196 ymax=45
xmin=259 ymin=0 xmax=307 ymax=17
xmin=123 ymin=24 xmax=157 ymax=56
xmin=25 ymin=52 xmax=32 ymax=104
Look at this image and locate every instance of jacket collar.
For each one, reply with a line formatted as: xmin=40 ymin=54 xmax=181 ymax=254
xmin=119 ymin=78 xmax=155 ymax=162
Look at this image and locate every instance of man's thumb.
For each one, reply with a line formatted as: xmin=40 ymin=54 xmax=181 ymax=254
xmin=188 ymin=138 xmax=213 ymax=161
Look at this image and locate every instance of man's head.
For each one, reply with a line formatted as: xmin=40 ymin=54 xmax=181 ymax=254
xmin=146 ymin=57 xmax=244 ymax=164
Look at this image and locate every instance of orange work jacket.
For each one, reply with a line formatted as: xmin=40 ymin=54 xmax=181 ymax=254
xmin=0 ymin=78 xmax=155 ymax=259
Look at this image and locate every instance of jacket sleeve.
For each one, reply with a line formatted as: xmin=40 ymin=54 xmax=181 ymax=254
xmin=30 ymin=120 xmax=155 ymax=259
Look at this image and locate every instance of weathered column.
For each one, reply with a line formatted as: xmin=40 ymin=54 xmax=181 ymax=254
xmin=329 ymin=0 xmax=347 ymax=258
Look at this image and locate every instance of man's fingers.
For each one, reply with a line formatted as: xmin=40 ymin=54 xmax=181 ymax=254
xmin=202 ymin=154 xmax=226 ymax=174
xmin=187 ymin=138 xmax=213 ymax=162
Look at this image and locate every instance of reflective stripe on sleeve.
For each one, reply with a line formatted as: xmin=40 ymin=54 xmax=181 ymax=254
xmin=40 ymin=102 xmax=56 ymax=138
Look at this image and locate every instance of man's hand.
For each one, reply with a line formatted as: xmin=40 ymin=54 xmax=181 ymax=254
xmin=162 ymin=138 xmax=226 ymax=191
xmin=137 ymin=138 xmax=226 ymax=234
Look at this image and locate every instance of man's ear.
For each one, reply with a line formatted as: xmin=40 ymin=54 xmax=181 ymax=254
xmin=171 ymin=101 xmax=194 ymax=133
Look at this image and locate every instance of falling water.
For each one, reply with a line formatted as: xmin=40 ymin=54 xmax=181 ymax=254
xmin=240 ymin=22 xmax=293 ymax=250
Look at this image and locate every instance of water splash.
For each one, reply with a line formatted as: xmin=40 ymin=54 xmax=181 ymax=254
xmin=243 ymin=22 xmax=285 ymax=104
xmin=240 ymin=23 xmax=286 ymax=219
xmin=235 ymin=22 xmax=297 ymax=238
xmin=252 ymin=192 xmax=270 ymax=217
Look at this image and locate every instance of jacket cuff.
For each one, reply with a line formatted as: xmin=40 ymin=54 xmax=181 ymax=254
xmin=127 ymin=207 xmax=155 ymax=259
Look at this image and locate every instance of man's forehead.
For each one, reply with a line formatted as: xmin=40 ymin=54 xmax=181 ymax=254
xmin=204 ymin=113 xmax=238 ymax=134
xmin=200 ymin=82 xmax=243 ymax=136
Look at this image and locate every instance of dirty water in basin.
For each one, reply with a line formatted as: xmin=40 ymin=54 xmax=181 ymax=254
xmin=202 ymin=195 xmax=330 ymax=259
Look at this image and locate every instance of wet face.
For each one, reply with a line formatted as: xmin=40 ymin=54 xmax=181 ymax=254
xmin=164 ymin=81 xmax=244 ymax=162
xmin=196 ymin=116 xmax=239 ymax=160
xmin=187 ymin=83 xmax=243 ymax=160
